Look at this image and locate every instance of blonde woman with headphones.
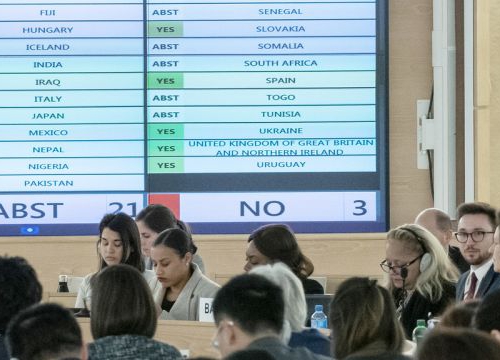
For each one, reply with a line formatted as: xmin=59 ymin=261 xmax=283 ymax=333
xmin=381 ymin=224 xmax=459 ymax=338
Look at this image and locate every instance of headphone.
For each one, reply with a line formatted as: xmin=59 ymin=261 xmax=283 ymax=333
xmin=401 ymin=227 xmax=432 ymax=273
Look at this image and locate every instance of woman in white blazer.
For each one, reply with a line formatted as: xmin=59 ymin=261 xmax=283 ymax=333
xmin=75 ymin=212 xmax=158 ymax=308
xmin=150 ymin=228 xmax=219 ymax=320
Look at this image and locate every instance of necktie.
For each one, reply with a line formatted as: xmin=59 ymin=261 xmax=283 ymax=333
xmin=465 ymin=272 xmax=478 ymax=300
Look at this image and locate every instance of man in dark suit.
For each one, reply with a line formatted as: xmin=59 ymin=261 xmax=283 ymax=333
xmin=415 ymin=208 xmax=469 ymax=273
xmin=455 ymin=202 xmax=500 ymax=301
xmin=212 ymin=273 xmax=329 ymax=360
xmin=474 ymin=289 xmax=500 ymax=342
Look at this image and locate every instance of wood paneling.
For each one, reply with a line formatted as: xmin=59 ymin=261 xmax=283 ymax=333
xmin=389 ymin=0 xmax=434 ymax=224
xmin=0 ymin=234 xmax=387 ymax=293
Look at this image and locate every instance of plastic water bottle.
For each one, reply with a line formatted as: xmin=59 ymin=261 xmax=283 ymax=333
xmin=57 ymin=275 xmax=69 ymax=293
xmin=412 ymin=319 xmax=427 ymax=345
xmin=311 ymin=304 xmax=328 ymax=329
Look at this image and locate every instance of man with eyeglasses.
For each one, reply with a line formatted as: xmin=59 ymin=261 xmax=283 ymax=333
xmin=211 ymin=273 xmax=329 ymax=360
xmin=415 ymin=208 xmax=469 ymax=273
xmin=455 ymin=202 xmax=500 ymax=301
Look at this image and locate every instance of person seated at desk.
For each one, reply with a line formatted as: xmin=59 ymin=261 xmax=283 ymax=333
xmin=136 ymin=204 xmax=205 ymax=273
xmin=381 ymin=224 xmax=458 ymax=338
xmin=211 ymin=273 xmax=329 ymax=360
xmin=75 ymin=212 xmax=157 ymax=309
xmin=415 ymin=328 xmax=500 ymax=360
xmin=244 ymin=223 xmax=324 ymax=294
xmin=151 ymin=228 xmax=219 ymax=320
xmin=0 ymin=256 xmax=43 ymax=360
xmin=330 ymin=277 xmax=411 ymax=360
xmin=250 ymin=262 xmax=331 ymax=356
xmin=6 ymin=303 xmax=85 ymax=360
xmin=88 ymin=264 xmax=182 ymax=360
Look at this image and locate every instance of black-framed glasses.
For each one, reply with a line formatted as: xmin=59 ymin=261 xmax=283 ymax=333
xmin=380 ymin=254 xmax=423 ymax=274
xmin=454 ymin=231 xmax=494 ymax=243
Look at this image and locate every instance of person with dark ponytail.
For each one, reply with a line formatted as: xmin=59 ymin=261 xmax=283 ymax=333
xmin=136 ymin=204 xmax=205 ymax=273
xmin=151 ymin=228 xmax=219 ymax=320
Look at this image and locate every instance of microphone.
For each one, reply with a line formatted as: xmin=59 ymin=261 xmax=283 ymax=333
xmin=400 ymin=267 xmax=408 ymax=279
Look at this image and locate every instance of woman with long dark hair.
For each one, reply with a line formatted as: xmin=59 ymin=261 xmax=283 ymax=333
xmin=75 ymin=212 xmax=157 ymax=308
xmin=244 ymin=223 xmax=323 ymax=294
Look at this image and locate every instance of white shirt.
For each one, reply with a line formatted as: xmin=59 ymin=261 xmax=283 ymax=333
xmin=75 ymin=269 xmax=158 ymax=308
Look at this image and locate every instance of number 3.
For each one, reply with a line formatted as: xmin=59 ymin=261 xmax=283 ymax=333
xmin=353 ymin=200 xmax=367 ymax=216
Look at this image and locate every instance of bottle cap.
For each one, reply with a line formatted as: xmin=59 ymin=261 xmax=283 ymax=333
xmin=315 ymin=304 xmax=323 ymax=312
xmin=416 ymin=319 xmax=426 ymax=327
xmin=59 ymin=274 xmax=68 ymax=283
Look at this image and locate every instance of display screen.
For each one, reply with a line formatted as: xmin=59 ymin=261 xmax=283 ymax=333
xmin=0 ymin=0 xmax=388 ymax=236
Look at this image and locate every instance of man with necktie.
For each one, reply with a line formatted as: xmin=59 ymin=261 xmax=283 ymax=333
xmin=455 ymin=202 xmax=500 ymax=301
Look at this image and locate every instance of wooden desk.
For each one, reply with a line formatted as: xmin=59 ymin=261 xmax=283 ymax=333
xmin=78 ymin=318 xmax=220 ymax=358
xmin=44 ymin=292 xmax=78 ymax=308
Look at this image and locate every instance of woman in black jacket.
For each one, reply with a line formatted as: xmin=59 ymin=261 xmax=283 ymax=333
xmin=381 ymin=224 xmax=459 ymax=338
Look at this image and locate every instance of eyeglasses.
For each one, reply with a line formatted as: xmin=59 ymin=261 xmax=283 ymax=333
xmin=454 ymin=231 xmax=494 ymax=243
xmin=380 ymin=254 xmax=423 ymax=274
xmin=211 ymin=320 xmax=234 ymax=349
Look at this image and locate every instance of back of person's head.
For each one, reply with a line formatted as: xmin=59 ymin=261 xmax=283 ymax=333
xmin=457 ymin=202 xmax=497 ymax=228
xmin=329 ymin=277 xmax=405 ymax=359
xmin=431 ymin=208 xmax=453 ymax=232
xmin=212 ymin=273 xmax=284 ymax=336
xmin=6 ymin=303 xmax=83 ymax=360
xmin=98 ymin=212 xmax=143 ymax=271
xmin=474 ymin=288 xmax=500 ymax=334
xmin=416 ymin=208 xmax=453 ymax=231
xmin=386 ymin=224 xmax=458 ymax=301
xmin=0 ymin=256 xmax=42 ymax=334
xmin=249 ymin=262 xmax=306 ymax=333
xmin=439 ymin=300 xmax=480 ymax=329
xmin=90 ymin=264 xmax=156 ymax=339
xmin=248 ymin=224 xmax=313 ymax=278
xmin=416 ymin=328 xmax=500 ymax=360
xmin=415 ymin=208 xmax=453 ymax=245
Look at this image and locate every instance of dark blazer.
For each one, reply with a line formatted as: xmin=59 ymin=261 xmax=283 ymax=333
xmin=456 ymin=263 xmax=500 ymax=301
xmin=0 ymin=335 xmax=8 ymax=360
xmin=247 ymin=336 xmax=331 ymax=360
xmin=345 ymin=353 xmax=412 ymax=360
xmin=302 ymin=278 xmax=324 ymax=295
xmin=448 ymin=245 xmax=469 ymax=273
xmin=394 ymin=281 xmax=455 ymax=339
xmin=289 ymin=328 xmax=331 ymax=356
